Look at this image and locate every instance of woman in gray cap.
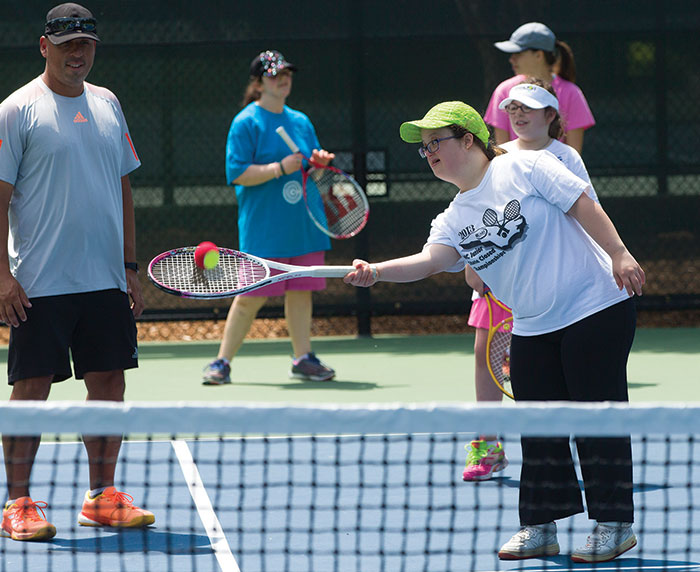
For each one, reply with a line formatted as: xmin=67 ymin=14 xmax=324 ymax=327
xmin=484 ymin=22 xmax=595 ymax=154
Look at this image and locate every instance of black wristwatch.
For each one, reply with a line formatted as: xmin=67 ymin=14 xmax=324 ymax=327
xmin=124 ymin=262 xmax=139 ymax=273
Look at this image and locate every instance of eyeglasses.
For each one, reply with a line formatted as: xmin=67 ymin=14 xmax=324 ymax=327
xmin=418 ymin=135 xmax=461 ymax=159
xmin=45 ymin=17 xmax=97 ymax=36
xmin=503 ymin=103 xmax=533 ymax=115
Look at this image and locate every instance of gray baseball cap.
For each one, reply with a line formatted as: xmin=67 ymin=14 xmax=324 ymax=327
xmin=494 ymin=22 xmax=555 ymax=53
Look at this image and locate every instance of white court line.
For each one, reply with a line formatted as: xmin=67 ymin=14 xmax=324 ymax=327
xmin=171 ymin=439 xmax=240 ymax=572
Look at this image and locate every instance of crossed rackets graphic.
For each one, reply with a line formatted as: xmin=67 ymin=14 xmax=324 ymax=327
xmin=482 ymin=200 xmax=521 ymax=238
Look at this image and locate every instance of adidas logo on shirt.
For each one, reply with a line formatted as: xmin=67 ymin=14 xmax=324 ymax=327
xmin=73 ymin=112 xmax=88 ymax=123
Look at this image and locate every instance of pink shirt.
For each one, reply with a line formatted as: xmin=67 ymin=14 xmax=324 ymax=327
xmin=483 ymin=74 xmax=595 ymax=141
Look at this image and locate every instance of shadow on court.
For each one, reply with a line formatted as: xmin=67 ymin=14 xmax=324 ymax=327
xmin=628 ymin=382 xmax=659 ymax=389
xmin=1 ymin=328 xmax=697 ymax=403
xmin=49 ymin=529 xmax=212 ymax=554
xmin=245 ymin=379 xmax=386 ymax=391
xmin=134 ymin=333 xmax=478 ymax=361
xmin=520 ymin=556 xmax=700 ymax=571
xmin=466 ymin=477 xmax=671 ymax=494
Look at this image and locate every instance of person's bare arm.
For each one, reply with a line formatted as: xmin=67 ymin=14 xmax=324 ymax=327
xmin=568 ymin=192 xmax=645 ymax=296
xmin=564 ymin=128 xmax=584 ymax=153
xmin=493 ymin=127 xmax=509 ymax=146
xmin=464 ymin=265 xmax=487 ymax=294
xmin=122 ymin=175 xmax=144 ymax=318
xmin=233 ymin=153 xmax=303 ymax=186
xmin=343 ymin=243 xmax=462 ymax=287
xmin=0 ymin=180 xmax=31 ymax=327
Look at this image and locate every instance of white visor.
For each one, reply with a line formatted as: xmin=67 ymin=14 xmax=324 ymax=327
xmin=498 ymin=84 xmax=559 ymax=111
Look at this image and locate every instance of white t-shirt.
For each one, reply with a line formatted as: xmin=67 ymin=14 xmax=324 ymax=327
xmin=0 ymin=77 xmax=141 ymax=297
xmin=428 ymin=151 xmax=629 ymax=336
xmin=471 ymin=140 xmax=599 ymax=303
xmin=501 ymin=139 xmax=597 ymax=200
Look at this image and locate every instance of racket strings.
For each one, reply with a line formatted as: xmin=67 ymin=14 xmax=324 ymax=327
xmin=307 ymin=169 xmax=368 ymax=238
xmin=488 ymin=329 xmax=512 ymax=391
xmin=504 ymin=199 xmax=520 ymax=220
xmin=150 ymin=250 xmax=269 ymax=295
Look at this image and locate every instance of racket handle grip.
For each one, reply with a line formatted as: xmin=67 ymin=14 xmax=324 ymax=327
xmin=276 ymin=126 xmax=300 ymax=153
xmin=308 ymin=266 xmax=357 ymax=278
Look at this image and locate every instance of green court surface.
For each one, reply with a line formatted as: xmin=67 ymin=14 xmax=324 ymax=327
xmin=1 ymin=327 xmax=698 ymax=403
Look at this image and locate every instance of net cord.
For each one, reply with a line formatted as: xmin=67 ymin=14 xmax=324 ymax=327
xmin=1 ymin=401 xmax=698 ymax=436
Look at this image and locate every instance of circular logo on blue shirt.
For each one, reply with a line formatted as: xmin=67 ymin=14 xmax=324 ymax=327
xmin=282 ymin=180 xmax=303 ymax=204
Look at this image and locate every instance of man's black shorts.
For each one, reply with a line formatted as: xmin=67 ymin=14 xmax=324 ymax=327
xmin=8 ymin=289 xmax=138 ymax=384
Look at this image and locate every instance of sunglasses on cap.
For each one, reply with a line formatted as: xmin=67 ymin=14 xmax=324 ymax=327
xmin=45 ymin=17 xmax=97 ymax=36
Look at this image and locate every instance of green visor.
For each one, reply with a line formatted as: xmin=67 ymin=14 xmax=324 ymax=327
xmin=400 ymin=101 xmax=489 ymax=147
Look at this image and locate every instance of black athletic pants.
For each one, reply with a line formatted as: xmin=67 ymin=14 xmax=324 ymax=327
xmin=510 ymin=298 xmax=636 ymax=525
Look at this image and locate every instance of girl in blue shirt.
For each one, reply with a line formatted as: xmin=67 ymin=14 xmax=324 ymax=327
xmin=202 ymin=50 xmax=336 ymax=385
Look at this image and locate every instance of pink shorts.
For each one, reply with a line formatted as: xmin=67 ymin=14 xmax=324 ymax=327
xmin=239 ymin=251 xmax=327 ymax=297
xmin=467 ymin=295 xmax=512 ymax=330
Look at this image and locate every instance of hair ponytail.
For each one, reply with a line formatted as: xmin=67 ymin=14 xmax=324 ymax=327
xmin=241 ymin=77 xmax=262 ymax=108
xmin=552 ymin=40 xmax=576 ymax=82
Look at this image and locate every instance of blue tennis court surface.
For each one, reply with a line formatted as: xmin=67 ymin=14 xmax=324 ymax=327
xmin=2 ymin=434 xmax=700 ymax=572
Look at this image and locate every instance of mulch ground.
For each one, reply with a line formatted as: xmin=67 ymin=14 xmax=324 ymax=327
xmin=0 ymin=310 xmax=696 ymax=345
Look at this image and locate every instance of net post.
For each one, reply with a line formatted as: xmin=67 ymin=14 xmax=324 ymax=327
xmin=351 ymin=1 xmax=371 ymax=338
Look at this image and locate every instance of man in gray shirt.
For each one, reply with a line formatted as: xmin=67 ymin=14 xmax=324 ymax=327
xmin=0 ymin=3 xmax=153 ymax=540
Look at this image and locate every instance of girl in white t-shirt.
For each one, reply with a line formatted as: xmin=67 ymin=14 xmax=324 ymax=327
xmin=462 ymin=80 xmax=598 ymax=483
xmin=342 ymin=101 xmax=644 ymax=564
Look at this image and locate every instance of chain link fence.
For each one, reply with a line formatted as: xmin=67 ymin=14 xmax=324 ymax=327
xmin=2 ymin=1 xmax=698 ymax=333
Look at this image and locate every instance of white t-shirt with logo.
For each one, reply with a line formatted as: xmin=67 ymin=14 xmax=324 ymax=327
xmin=428 ymin=150 xmax=629 ymax=336
xmin=0 ymin=77 xmax=141 ymax=297
xmin=470 ymin=139 xmax=599 ymax=303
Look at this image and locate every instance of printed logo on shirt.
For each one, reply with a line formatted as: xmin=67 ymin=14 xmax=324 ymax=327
xmin=459 ymin=199 xmax=527 ymax=272
xmin=0 ymin=139 xmax=2 ymax=150
xmin=282 ymin=180 xmax=302 ymax=204
xmin=73 ymin=111 xmax=88 ymax=123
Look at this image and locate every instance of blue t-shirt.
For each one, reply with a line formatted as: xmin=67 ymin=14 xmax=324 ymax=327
xmin=226 ymin=103 xmax=331 ymax=258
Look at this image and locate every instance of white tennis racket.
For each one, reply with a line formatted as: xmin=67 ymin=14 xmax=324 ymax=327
xmin=148 ymin=247 xmax=355 ymax=299
xmin=276 ymin=126 xmax=369 ymax=239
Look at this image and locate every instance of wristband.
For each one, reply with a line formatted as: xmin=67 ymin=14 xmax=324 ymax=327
xmin=124 ymin=262 xmax=139 ymax=273
xmin=370 ymin=265 xmax=379 ymax=282
xmin=279 ymin=161 xmax=287 ymax=176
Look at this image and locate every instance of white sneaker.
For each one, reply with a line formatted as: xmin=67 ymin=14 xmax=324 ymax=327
xmin=571 ymin=522 xmax=637 ymax=562
xmin=498 ymin=522 xmax=559 ymax=560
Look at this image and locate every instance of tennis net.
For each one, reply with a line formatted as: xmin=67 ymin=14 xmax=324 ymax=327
xmin=1 ymin=401 xmax=699 ymax=571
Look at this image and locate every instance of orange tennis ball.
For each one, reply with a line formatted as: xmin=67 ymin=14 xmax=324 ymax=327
xmin=194 ymin=241 xmax=219 ymax=269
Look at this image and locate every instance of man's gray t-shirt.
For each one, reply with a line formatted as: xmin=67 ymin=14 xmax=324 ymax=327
xmin=0 ymin=76 xmax=140 ymax=297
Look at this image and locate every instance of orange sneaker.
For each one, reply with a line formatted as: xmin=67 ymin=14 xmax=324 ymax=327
xmin=1 ymin=497 xmax=56 ymax=541
xmin=78 ymin=486 xmax=155 ymax=528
